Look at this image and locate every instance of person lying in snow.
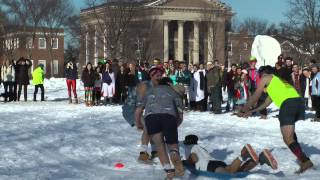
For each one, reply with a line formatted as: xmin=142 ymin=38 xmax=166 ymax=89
xmin=183 ymin=135 xmax=278 ymax=174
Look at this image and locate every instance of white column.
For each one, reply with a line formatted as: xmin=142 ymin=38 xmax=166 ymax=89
xmin=163 ymin=20 xmax=169 ymax=62
xmin=208 ymin=22 xmax=214 ymax=62
xmin=94 ymin=26 xmax=98 ymax=66
xmin=85 ymin=32 xmax=89 ymax=65
xmin=193 ymin=21 xmax=199 ymax=65
xmin=178 ymin=21 xmax=184 ymax=62
xmin=103 ymin=29 xmax=107 ymax=60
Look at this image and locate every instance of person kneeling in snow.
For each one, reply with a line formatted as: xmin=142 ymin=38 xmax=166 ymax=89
xmin=183 ymin=135 xmax=278 ymax=174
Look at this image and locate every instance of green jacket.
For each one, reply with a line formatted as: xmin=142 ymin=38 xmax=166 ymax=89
xmin=32 ymin=67 xmax=45 ymax=85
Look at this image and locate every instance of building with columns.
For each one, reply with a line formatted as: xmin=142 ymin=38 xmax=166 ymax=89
xmin=80 ymin=0 xmax=233 ymax=66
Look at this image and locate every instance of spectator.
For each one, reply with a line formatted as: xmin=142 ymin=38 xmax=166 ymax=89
xmin=193 ymin=64 xmax=206 ymax=111
xmin=93 ymin=66 xmax=103 ymax=105
xmin=300 ymin=67 xmax=311 ymax=107
xmin=225 ymin=64 xmax=237 ymax=112
xmin=206 ymin=60 xmax=222 ymax=114
xmin=81 ymin=62 xmax=95 ymax=106
xmin=32 ymin=64 xmax=45 ymax=101
xmin=291 ymin=64 xmax=301 ymax=93
xmin=282 ymin=57 xmax=293 ymax=83
xmin=14 ymin=57 xmax=32 ymax=101
xmin=65 ymin=60 xmax=78 ymax=104
xmin=115 ymin=65 xmax=127 ymax=104
xmin=1 ymin=60 xmax=15 ymax=102
xmin=310 ymin=65 xmax=320 ymax=122
xmin=102 ymin=63 xmax=115 ymax=105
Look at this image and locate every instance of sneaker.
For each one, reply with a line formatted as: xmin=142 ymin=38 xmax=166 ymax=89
xmin=151 ymin=151 xmax=158 ymax=159
xmin=138 ymin=151 xmax=151 ymax=162
xmin=170 ymin=151 xmax=184 ymax=176
xmin=259 ymin=149 xmax=278 ymax=170
xmin=165 ymin=169 xmax=175 ymax=179
xmin=295 ymin=160 xmax=314 ymax=174
xmin=241 ymin=144 xmax=259 ymax=162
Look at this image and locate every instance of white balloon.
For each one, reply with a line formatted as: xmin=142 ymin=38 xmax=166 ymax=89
xmin=251 ymin=35 xmax=282 ymax=68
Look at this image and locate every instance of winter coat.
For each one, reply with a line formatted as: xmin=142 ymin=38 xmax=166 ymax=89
xmin=206 ymin=66 xmax=222 ymax=93
xmin=234 ymin=80 xmax=249 ymax=105
xmin=14 ymin=59 xmax=32 ymax=85
xmin=1 ymin=65 xmax=15 ymax=82
xmin=126 ymin=71 xmax=139 ymax=87
xmin=226 ymin=70 xmax=236 ymax=93
xmin=193 ymin=69 xmax=206 ymax=102
xmin=176 ymin=70 xmax=191 ymax=86
xmin=311 ymin=72 xmax=320 ymax=96
xmin=32 ymin=67 xmax=45 ymax=85
xmin=291 ymin=72 xmax=301 ymax=93
xmin=116 ymin=71 xmax=127 ymax=93
xmin=81 ymin=69 xmax=95 ymax=87
xmin=102 ymin=71 xmax=113 ymax=85
xmin=299 ymin=75 xmax=310 ymax=97
xmin=65 ymin=63 xmax=78 ymax=80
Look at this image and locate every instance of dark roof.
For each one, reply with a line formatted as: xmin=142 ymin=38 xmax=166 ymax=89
xmin=81 ymin=0 xmax=151 ymax=12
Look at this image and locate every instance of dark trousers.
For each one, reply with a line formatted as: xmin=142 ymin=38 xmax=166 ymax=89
xmin=312 ymin=95 xmax=320 ymax=118
xmin=18 ymin=84 xmax=28 ymax=101
xmin=34 ymin=84 xmax=44 ymax=101
xmin=210 ymin=86 xmax=222 ymax=113
xmin=3 ymin=81 xmax=14 ymax=101
xmin=93 ymin=87 xmax=102 ymax=104
xmin=13 ymin=82 xmax=17 ymax=101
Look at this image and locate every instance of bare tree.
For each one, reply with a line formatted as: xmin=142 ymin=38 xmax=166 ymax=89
xmin=281 ymin=0 xmax=320 ymax=60
xmin=239 ymin=17 xmax=269 ymax=36
xmin=81 ymin=0 xmax=146 ymax=64
xmin=39 ymin=0 xmax=75 ymax=76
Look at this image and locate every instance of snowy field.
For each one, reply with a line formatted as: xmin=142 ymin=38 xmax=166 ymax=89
xmin=0 ymin=78 xmax=319 ymax=180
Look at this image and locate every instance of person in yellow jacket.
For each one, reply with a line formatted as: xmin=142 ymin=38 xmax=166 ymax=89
xmin=239 ymin=65 xmax=313 ymax=174
xmin=32 ymin=64 xmax=45 ymax=101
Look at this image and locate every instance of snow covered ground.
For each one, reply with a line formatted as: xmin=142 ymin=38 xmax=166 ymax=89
xmin=0 ymin=78 xmax=319 ymax=180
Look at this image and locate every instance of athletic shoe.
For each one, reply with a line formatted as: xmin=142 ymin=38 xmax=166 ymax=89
xmin=151 ymin=151 xmax=158 ymax=160
xmin=170 ymin=151 xmax=184 ymax=176
xmin=295 ymin=160 xmax=314 ymax=174
xmin=259 ymin=149 xmax=278 ymax=170
xmin=241 ymin=144 xmax=259 ymax=162
xmin=138 ymin=151 xmax=151 ymax=162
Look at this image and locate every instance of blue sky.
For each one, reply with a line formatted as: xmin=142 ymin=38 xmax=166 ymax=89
xmin=72 ymin=0 xmax=288 ymax=24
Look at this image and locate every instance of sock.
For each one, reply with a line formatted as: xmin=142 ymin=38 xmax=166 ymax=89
xmin=163 ymin=163 xmax=172 ymax=170
xmin=139 ymin=145 xmax=148 ymax=152
xmin=288 ymin=141 xmax=309 ymax=163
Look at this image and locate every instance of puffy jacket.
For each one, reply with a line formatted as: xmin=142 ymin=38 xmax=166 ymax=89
xmin=81 ymin=69 xmax=95 ymax=87
xmin=311 ymin=72 xmax=320 ymax=96
xmin=64 ymin=63 xmax=78 ymax=80
xmin=32 ymin=67 xmax=44 ymax=85
xmin=1 ymin=65 xmax=15 ymax=82
xmin=14 ymin=59 xmax=32 ymax=85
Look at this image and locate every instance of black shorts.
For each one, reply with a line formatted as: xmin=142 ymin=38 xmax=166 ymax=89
xmin=207 ymin=160 xmax=227 ymax=172
xmin=279 ymin=98 xmax=305 ymax=127
xmin=145 ymin=114 xmax=178 ymax=144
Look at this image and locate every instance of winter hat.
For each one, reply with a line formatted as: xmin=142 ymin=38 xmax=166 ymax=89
xmin=241 ymin=69 xmax=248 ymax=74
xmin=172 ymin=84 xmax=185 ymax=97
xmin=149 ymin=66 xmax=164 ymax=77
xmin=183 ymin=134 xmax=198 ymax=145
xmin=249 ymin=56 xmax=257 ymax=62
xmin=38 ymin=64 xmax=44 ymax=69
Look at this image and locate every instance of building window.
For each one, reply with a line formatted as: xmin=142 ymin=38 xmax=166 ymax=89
xmin=244 ymin=42 xmax=248 ymax=50
xmin=30 ymin=60 xmax=34 ymax=72
xmin=26 ymin=37 xmax=34 ymax=48
xmin=39 ymin=38 xmax=46 ymax=49
xmin=38 ymin=60 xmax=46 ymax=73
xmin=53 ymin=60 xmax=59 ymax=75
xmin=51 ymin=38 xmax=58 ymax=49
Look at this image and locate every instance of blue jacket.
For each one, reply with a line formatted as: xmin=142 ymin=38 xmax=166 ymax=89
xmin=311 ymin=72 xmax=320 ymax=96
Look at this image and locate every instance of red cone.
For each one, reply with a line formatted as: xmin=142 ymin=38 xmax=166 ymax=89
xmin=115 ymin=162 xmax=125 ymax=169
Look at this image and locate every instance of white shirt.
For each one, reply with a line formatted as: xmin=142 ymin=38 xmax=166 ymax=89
xmin=185 ymin=144 xmax=213 ymax=171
